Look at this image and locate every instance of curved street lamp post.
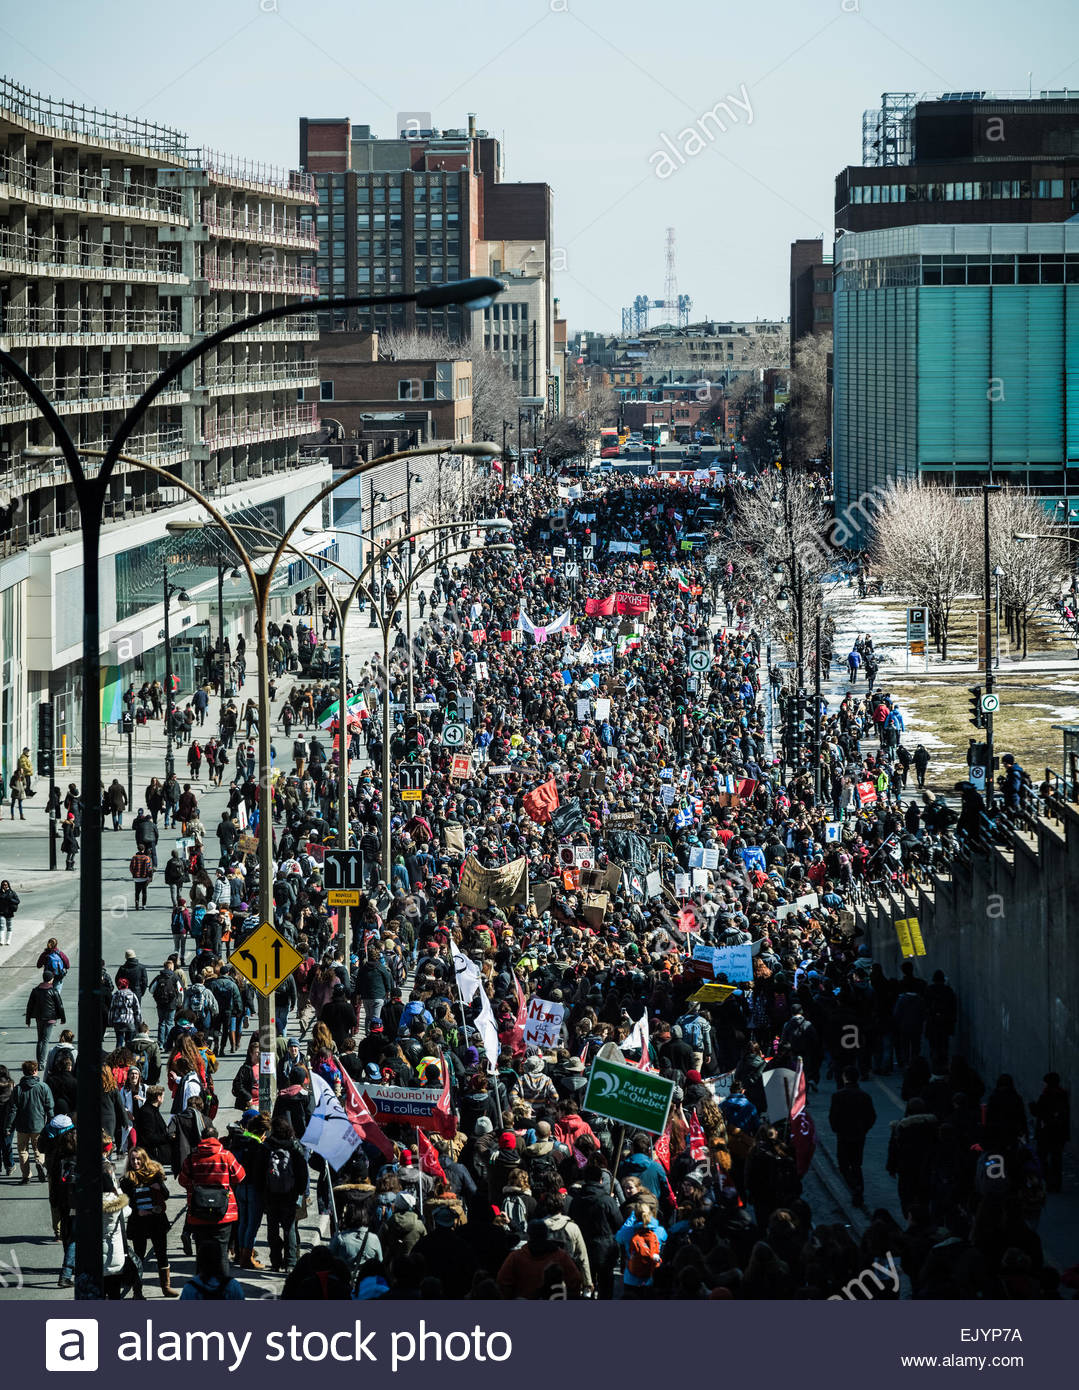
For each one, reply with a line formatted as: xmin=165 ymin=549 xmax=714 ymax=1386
xmin=0 ymin=276 xmax=504 ymax=1298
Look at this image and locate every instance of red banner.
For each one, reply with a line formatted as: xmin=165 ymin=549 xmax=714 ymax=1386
xmin=615 ymin=592 xmax=651 ymax=615
xmin=523 ymin=776 xmax=559 ymax=825
xmin=857 ymin=781 xmax=877 ymax=805
xmin=585 ymin=595 xmax=616 ymax=617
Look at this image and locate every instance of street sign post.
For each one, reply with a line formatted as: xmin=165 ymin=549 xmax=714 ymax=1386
xmin=231 ymin=922 xmax=303 ymax=998
xmin=907 ymin=606 xmax=928 ymax=672
xmin=980 ymin=692 xmax=1000 ymax=715
xmin=323 ymin=848 xmax=363 ymax=907
xmin=582 ymin=1053 xmax=676 ymax=1135
xmin=400 ymin=766 xmax=425 ymax=802
xmin=688 ymin=649 xmax=712 ymax=674
xmin=442 ymin=722 xmax=466 ymax=748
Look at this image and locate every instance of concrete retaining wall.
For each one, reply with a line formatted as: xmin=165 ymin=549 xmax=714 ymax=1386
xmin=859 ymin=801 xmax=1079 ymax=1105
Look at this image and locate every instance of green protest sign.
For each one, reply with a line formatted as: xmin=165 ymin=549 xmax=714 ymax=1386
xmin=583 ymin=1054 xmax=676 ymax=1135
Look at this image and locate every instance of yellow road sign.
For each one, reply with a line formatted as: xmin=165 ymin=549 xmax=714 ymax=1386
xmin=231 ymin=922 xmax=303 ymax=997
xmin=401 ymin=787 xmax=423 ymax=801
xmin=327 ymin=889 xmax=361 ymax=907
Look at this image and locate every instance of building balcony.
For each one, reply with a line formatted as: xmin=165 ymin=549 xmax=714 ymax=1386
xmin=0 ymin=303 xmax=186 ymax=348
xmin=0 ymin=75 xmax=193 ymax=165
xmin=200 ymin=256 xmax=318 ymax=294
xmin=201 ymin=403 xmax=319 ymax=452
xmin=195 ymin=360 xmax=320 ymax=396
xmin=195 ymin=310 xmax=318 ymax=342
xmin=201 ymin=206 xmax=318 ymax=250
xmin=0 ymin=228 xmax=186 ymax=283
xmin=0 ymin=152 xmax=187 ymax=223
xmin=0 ymin=371 xmax=188 ymax=424
xmin=200 ymin=151 xmax=317 ymax=204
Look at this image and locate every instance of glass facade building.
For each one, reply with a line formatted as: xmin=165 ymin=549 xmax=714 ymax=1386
xmin=833 ymin=222 xmax=1079 ymax=545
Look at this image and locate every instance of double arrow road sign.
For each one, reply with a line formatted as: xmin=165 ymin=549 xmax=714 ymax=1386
xmin=231 ymin=922 xmax=303 ymax=998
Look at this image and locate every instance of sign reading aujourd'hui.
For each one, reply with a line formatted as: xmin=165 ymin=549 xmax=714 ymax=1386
xmin=583 ymin=1054 xmax=676 ymax=1135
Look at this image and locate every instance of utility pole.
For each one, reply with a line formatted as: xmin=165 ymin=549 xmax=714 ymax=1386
xmin=983 ymin=483 xmax=1001 ymax=814
xmin=162 ymin=558 xmax=175 ymax=778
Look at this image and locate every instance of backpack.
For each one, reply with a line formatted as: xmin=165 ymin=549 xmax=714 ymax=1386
xmin=626 ymin=1225 xmax=662 ymax=1280
xmin=152 ymin=973 xmax=182 ymax=1010
xmin=502 ymin=1191 xmax=529 ymax=1236
xmin=266 ymin=1145 xmax=295 ymax=1197
xmin=108 ymin=990 xmax=135 ymax=1028
xmin=45 ymin=949 xmax=66 ymax=982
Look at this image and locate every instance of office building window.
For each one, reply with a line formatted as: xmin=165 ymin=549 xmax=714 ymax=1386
xmin=316 ymin=266 xmax=329 ymax=284
xmin=414 ymin=184 xmax=426 ymax=202
xmin=398 ymin=379 xmax=415 ymax=400
xmin=356 ymin=186 xmax=369 ymax=203
xmin=430 ymin=264 xmax=444 ymax=281
xmin=389 ymin=186 xmax=401 ymax=203
xmin=332 ymin=266 xmax=346 ymax=285
xmin=373 ymin=186 xmax=386 ymax=203
xmin=320 ymin=380 xmax=334 ymax=401
xmin=414 ymin=213 xmax=426 ymax=228
xmin=318 ymin=237 xmax=329 ymax=256
xmin=332 ymin=184 xmax=344 ymax=203
xmin=357 ymin=213 xmax=370 ymax=230
xmin=332 ymin=239 xmax=345 ymax=258
xmin=415 ymin=239 xmax=427 ymax=256
xmin=357 ymin=240 xmax=370 ymax=258
xmin=415 ymin=263 xmax=428 ymax=281
xmin=332 ymin=214 xmax=344 ymax=231
xmin=446 ymin=183 xmax=459 ymax=202
xmin=373 ymin=265 xmax=386 ymax=283
xmin=389 ymin=213 xmax=402 ymax=229
xmin=358 ymin=266 xmax=371 ymax=282
xmin=316 ymin=213 xmax=329 ymax=232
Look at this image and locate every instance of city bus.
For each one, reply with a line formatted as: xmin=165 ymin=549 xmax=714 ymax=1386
xmin=599 ymin=427 xmax=620 ymax=458
xmin=642 ymin=423 xmax=670 ymax=447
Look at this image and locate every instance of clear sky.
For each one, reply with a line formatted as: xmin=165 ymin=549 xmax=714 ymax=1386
xmin=5 ymin=0 xmax=1076 ymax=332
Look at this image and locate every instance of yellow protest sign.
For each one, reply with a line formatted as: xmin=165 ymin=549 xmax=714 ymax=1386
xmin=906 ymin=916 xmax=926 ymax=956
xmin=894 ymin=918 xmax=915 ymax=958
xmin=690 ymin=982 xmax=737 ymax=1004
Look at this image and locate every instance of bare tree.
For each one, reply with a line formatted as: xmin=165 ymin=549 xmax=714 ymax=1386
xmin=721 ymin=474 xmax=833 ymax=673
xmin=377 ymin=328 xmax=519 ymax=443
xmin=870 ymin=482 xmax=977 ymax=660
xmin=786 ymin=332 xmax=831 ymax=467
xmin=988 ymin=490 xmax=1071 ymax=659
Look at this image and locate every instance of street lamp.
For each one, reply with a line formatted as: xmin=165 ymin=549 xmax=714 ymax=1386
xmin=993 ymin=563 xmax=1004 ymax=669
xmin=161 ymin=563 xmax=190 ymax=776
xmin=2 ymin=274 xmax=505 ymax=1300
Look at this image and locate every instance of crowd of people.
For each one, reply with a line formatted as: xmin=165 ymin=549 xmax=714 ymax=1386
xmin=1 ymin=468 xmax=1072 ymax=1301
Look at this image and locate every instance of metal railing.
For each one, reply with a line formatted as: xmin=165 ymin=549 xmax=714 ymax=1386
xmin=201 ymin=205 xmax=318 ymax=248
xmin=0 ymin=370 xmax=189 ymax=415
xmin=0 ymin=227 xmax=183 ymax=277
xmin=202 ymin=403 xmax=319 ymax=449
xmin=197 ymin=360 xmax=320 ymax=391
xmin=199 ymin=150 xmax=317 ymax=201
xmin=196 ymin=310 xmax=318 ymax=338
xmin=0 ymin=75 xmax=192 ymax=157
xmin=1 ymin=304 xmax=184 ymax=338
xmin=200 ymin=254 xmax=318 ymax=294
xmin=0 ymin=150 xmax=185 ymax=218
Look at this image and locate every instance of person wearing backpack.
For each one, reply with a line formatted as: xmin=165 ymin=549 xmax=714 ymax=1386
xmin=35 ymin=938 xmax=70 ymax=992
xmin=616 ymin=1201 xmax=667 ymax=1296
xmin=151 ymin=960 xmax=184 ymax=1045
xmin=108 ymin=977 xmax=142 ymax=1050
xmin=129 ymin=848 xmax=154 ymax=910
xmin=179 ymin=1237 xmax=245 ymax=1300
xmin=260 ymin=1116 xmax=308 ymax=1273
xmin=185 ymin=972 xmax=219 ymax=1035
xmin=178 ymin=1122 xmax=246 ymax=1257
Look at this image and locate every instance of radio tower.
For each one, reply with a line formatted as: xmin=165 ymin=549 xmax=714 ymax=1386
xmin=663 ymin=227 xmax=678 ymax=326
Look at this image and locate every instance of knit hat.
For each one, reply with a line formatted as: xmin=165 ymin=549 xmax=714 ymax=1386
xmin=686 ymin=1069 xmax=702 ymax=1084
xmin=499 ymin=1131 xmax=517 ymax=1150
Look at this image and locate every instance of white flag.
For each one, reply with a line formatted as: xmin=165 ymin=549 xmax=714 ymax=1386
xmin=302 ymin=1074 xmax=363 ymax=1172
xmin=451 ymin=941 xmax=481 ymax=1005
xmin=475 ymin=988 xmax=500 ymax=1076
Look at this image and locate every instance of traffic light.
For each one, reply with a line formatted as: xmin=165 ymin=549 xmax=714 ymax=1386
xmin=445 ymin=682 xmax=459 ymax=722
xmin=404 ymin=715 xmax=421 ymax=763
xmin=968 ymin=685 xmax=983 ymax=729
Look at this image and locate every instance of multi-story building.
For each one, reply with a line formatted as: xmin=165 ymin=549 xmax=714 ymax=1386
xmin=580 ymin=321 xmax=789 ymax=386
xmin=789 ymin=237 xmax=834 ymax=352
xmin=838 ymin=90 xmax=1079 ymax=237
xmin=297 ymin=113 xmax=553 ymax=399
xmin=832 ymin=221 xmax=1079 ymax=546
xmin=0 ymin=76 xmax=326 ymax=778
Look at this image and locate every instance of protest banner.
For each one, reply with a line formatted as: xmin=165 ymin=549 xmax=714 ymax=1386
xmin=459 ymin=854 xmax=528 ymax=910
xmin=523 ymin=996 xmax=565 ymax=1050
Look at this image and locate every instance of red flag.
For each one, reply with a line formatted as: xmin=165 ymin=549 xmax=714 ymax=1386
xmin=508 ymin=974 xmax=528 ymax=1054
xmin=416 ymin=1127 xmax=446 ymax=1182
xmin=585 ymin=595 xmax=616 ymax=617
xmin=339 ymin=1065 xmax=396 ymax=1161
xmin=653 ymin=1125 xmax=671 ymax=1172
xmin=789 ymin=1060 xmax=807 ymax=1121
xmin=688 ymin=1111 xmax=708 ymax=1162
xmin=522 ymin=777 xmax=559 ymax=825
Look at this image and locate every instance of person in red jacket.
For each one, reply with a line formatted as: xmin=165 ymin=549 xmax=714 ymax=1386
xmin=177 ymin=1126 xmax=245 ymax=1258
